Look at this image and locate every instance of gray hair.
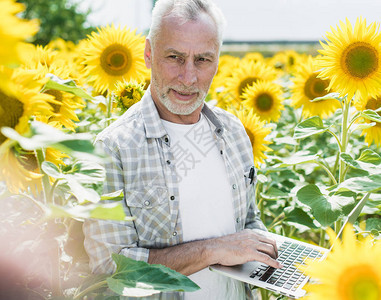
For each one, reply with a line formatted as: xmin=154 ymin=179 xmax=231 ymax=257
xmin=147 ymin=0 xmax=226 ymax=49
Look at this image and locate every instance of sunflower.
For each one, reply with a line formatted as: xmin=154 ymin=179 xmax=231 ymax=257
xmin=302 ymin=225 xmax=381 ymax=300
xmin=242 ymin=52 xmax=264 ymax=64
xmin=241 ymin=80 xmax=284 ymax=123
xmin=0 ymin=142 xmax=43 ymax=195
xmin=225 ymin=60 xmax=278 ymax=106
xmin=113 ymin=80 xmax=145 ymax=113
xmin=0 ymin=68 xmax=54 ymax=194
xmin=47 ymin=38 xmax=76 ymax=53
xmin=0 ymin=68 xmax=54 ymax=144
xmin=82 ymin=24 xmax=147 ymax=94
xmin=229 ymin=108 xmax=272 ymax=168
xmin=209 ymin=55 xmax=241 ymax=108
xmin=354 ymin=94 xmax=381 ymax=147
xmin=0 ymin=0 xmax=38 ymax=66
xmin=24 ymin=63 xmax=85 ymax=131
xmin=318 ymin=17 xmax=381 ymax=102
xmin=22 ymin=44 xmax=58 ymax=68
xmin=291 ymin=56 xmax=341 ymax=118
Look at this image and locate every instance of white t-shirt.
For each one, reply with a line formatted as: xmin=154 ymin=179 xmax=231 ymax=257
xmin=162 ymin=114 xmax=245 ymax=300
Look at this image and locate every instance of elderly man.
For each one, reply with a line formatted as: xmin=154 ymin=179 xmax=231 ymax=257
xmin=83 ymin=0 xmax=281 ymax=299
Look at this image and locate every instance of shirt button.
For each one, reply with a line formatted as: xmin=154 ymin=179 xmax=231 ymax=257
xmin=144 ymin=200 xmax=150 ymax=206
xmin=220 ymin=150 xmax=223 ymax=155
xmin=232 ymin=184 xmax=237 ymax=189
xmin=166 ymin=160 xmax=171 ymax=165
xmin=172 ymin=231 xmax=177 ymax=236
xmin=164 ymin=137 xmax=169 ymax=143
xmin=170 ymin=195 xmax=175 ymax=200
xmin=236 ymin=218 xmax=240 ymax=223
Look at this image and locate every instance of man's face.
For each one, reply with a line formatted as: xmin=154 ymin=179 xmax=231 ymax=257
xmin=145 ymin=12 xmax=220 ymax=123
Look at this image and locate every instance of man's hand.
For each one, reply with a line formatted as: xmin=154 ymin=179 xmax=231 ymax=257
xmin=148 ymin=229 xmax=282 ymax=276
xmin=209 ymin=229 xmax=282 ymax=269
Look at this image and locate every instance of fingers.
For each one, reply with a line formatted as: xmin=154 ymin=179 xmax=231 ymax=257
xmin=255 ymin=238 xmax=278 ymax=260
xmin=255 ymin=234 xmax=279 ymax=259
xmin=253 ymin=249 xmax=283 ymax=269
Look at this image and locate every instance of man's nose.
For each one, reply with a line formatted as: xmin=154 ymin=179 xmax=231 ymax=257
xmin=178 ymin=61 xmax=197 ymax=86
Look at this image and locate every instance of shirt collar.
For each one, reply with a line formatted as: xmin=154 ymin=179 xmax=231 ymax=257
xmin=141 ymin=88 xmax=225 ymax=139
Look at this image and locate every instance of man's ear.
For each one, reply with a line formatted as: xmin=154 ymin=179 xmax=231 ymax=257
xmin=144 ymin=38 xmax=152 ymax=69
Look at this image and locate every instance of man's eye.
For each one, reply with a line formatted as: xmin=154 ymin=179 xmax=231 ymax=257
xmin=197 ymin=57 xmax=209 ymax=62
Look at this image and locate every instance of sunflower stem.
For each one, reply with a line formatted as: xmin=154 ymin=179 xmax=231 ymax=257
xmin=106 ymin=91 xmax=112 ymax=128
xmin=336 ymin=100 xmax=351 ymax=235
xmin=315 ymin=161 xmax=337 ymax=185
xmin=73 ymin=280 xmax=108 ymax=300
xmin=35 ymin=148 xmax=51 ymax=204
xmin=326 ymin=129 xmax=342 ymax=150
xmin=339 ymin=100 xmax=351 ymax=184
xmin=259 ymin=288 xmax=270 ymax=300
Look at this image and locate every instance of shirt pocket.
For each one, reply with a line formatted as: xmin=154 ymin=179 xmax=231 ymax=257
xmin=125 ymin=186 xmax=172 ymax=244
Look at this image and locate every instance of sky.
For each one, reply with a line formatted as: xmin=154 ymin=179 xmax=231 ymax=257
xmin=78 ymin=0 xmax=381 ymax=42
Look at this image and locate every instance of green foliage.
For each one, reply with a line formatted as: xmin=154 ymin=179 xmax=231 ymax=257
xmin=107 ymin=255 xmax=200 ymax=296
xmin=1 ymin=77 xmax=199 ymax=300
xmin=17 ymin=0 xmax=96 ymax=45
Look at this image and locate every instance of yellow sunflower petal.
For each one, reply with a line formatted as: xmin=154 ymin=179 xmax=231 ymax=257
xmin=0 ymin=0 xmax=39 ymax=66
xmin=82 ymin=24 xmax=147 ymax=94
xmin=303 ymin=224 xmax=381 ymax=300
xmin=291 ymin=55 xmax=341 ymax=118
xmin=317 ymin=17 xmax=381 ymax=102
xmin=241 ymin=80 xmax=284 ymax=123
xmin=228 ymin=108 xmax=272 ymax=168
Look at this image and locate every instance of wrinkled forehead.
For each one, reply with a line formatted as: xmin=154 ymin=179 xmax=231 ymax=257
xmin=156 ymin=11 xmax=220 ymax=53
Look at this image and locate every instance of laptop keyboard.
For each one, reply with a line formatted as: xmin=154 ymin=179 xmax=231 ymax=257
xmin=249 ymin=241 xmax=324 ymax=292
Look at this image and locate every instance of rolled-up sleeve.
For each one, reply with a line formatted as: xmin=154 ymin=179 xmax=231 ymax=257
xmin=83 ymin=139 xmax=149 ymax=274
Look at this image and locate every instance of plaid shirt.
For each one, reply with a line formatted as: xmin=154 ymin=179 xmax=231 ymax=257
xmin=83 ymin=90 xmax=265 ymax=299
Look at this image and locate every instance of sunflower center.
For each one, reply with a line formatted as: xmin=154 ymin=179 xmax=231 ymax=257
xmin=44 ymin=89 xmax=63 ymax=113
xmin=339 ymin=265 xmax=381 ymax=300
xmin=365 ymin=96 xmax=381 ymax=111
xmin=239 ymin=77 xmax=258 ymax=96
xmin=0 ymin=91 xmax=24 ymax=144
xmin=342 ymin=42 xmax=379 ymax=79
xmin=245 ymin=127 xmax=255 ymax=145
xmin=304 ymin=75 xmax=330 ymax=99
xmin=19 ymin=151 xmax=39 ymax=171
xmin=255 ymin=93 xmax=273 ymax=111
xmin=100 ymin=44 xmax=132 ymax=76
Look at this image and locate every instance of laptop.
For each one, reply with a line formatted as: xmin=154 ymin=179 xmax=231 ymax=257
xmin=209 ymin=194 xmax=369 ymax=299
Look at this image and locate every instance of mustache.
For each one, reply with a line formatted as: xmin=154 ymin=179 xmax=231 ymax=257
xmin=169 ymin=86 xmax=199 ymax=94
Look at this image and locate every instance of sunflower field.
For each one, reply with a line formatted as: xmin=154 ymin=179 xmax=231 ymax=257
xmin=1 ymin=0 xmax=381 ymax=299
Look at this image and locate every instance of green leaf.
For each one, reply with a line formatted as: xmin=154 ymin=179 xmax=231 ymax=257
xmin=296 ymin=184 xmax=356 ymax=226
xmin=41 ymin=161 xmax=64 ymax=179
xmin=107 ymin=254 xmax=200 ymax=297
xmin=101 ymin=190 xmax=124 ymax=201
xmin=293 ymin=116 xmax=330 ymax=140
xmin=338 ymin=174 xmax=381 ymax=193
xmin=48 ymin=202 xmax=132 ymax=221
xmin=340 ymin=150 xmax=381 ymax=175
xmin=360 ymin=109 xmax=381 ymax=123
xmin=66 ymin=175 xmax=100 ymax=203
xmin=261 ymin=187 xmax=289 ymax=200
xmin=257 ymin=174 xmax=268 ymax=184
xmin=70 ymin=160 xmax=105 ymax=184
xmin=284 ymin=207 xmax=318 ymax=229
xmin=310 ymin=92 xmax=341 ymax=102
xmin=1 ymin=121 xmax=94 ymax=151
xmin=279 ymin=152 xmax=319 ymax=167
xmin=358 ymin=149 xmax=381 ymax=165
xmin=44 ymin=74 xmax=94 ymax=101
xmin=366 ymin=218 xmax=381 ymax=233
